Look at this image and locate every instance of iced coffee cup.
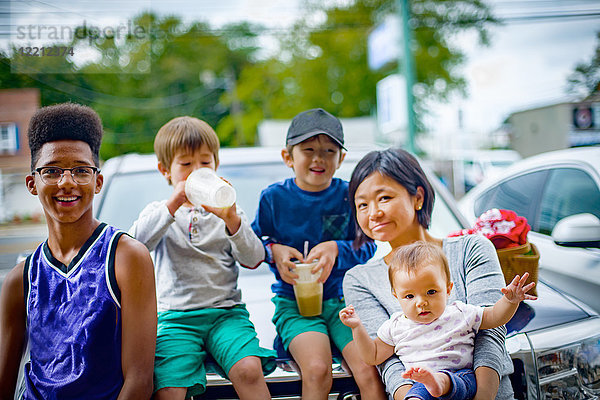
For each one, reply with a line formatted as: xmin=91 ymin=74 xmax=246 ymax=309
xmin=292 ymin=260 xmax=323 ymax=317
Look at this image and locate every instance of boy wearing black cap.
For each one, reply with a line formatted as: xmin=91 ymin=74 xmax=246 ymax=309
xmin=251 ymin=108 xmax=386 ymax=399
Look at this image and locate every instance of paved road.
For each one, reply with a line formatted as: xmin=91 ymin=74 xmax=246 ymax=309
xmin=0 ymin=224 xmax=47 ymax=288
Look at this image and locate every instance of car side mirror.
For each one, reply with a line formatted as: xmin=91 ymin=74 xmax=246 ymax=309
xmin=551 ymin=213 xmax=600 ymax=248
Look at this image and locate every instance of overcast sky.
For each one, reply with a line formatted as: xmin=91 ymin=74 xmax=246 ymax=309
xmin=432 ymin=12 xmax=599 ymax=136
xmin=4 ymin=0 xmax=599 ymax=138
xmin=152 ymin=0 xmax=600 ymax=138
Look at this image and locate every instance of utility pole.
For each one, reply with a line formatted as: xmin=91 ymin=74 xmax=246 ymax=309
xmin=397 ymin=0 xmax=416 ymax=153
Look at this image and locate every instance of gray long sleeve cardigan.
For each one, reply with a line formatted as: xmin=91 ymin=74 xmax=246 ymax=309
xmin=343 ymin=234 xmax=515 ymax=399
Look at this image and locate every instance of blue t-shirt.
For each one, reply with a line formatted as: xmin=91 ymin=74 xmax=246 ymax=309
xmin=23 ymin=223 xmax=125 ymax=399
xmin=251 ymin=177 xmax=375 ymax=300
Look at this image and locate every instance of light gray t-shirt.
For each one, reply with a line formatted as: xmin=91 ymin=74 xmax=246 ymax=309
xmin=343 ymin=234 xmax=515 ymax=400
xmin=130 ymin=201 xmax=264 ymax=311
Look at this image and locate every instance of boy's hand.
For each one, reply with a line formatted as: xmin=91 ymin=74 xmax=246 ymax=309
xmin=271 ymin=244 xmax=304 ymax=285
xmin=502 ymin=272 xmax=537 ymax=303
xmin=306 ymin=241 xmax=338 ymax=283
xmin=203 ymin=203 xmax=241 ymax=235
xmin=166 ymin=181 xmax=188 ymax=217
xmin=201 ymin=176 xmax=241 ymax=234
xmin=339 ymin=305 xmax=361 ymax=328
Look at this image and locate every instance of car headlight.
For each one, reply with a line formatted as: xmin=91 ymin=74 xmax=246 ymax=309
xmin=533 ymin=321 xmax=600 ymax=399
xmin=578 ymin=339 xmax=600 ymax=392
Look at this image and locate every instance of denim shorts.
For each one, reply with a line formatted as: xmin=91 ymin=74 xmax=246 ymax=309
xmin=405 ymin=368 xmax=476 ymax=400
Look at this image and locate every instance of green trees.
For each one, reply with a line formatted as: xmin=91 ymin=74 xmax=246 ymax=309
xmin=223 ymin=0 xmax=499 ymax=136
xmin=1 ymin=1 xmax=498 ymax=158
xmin=568 ymin=31 xmax=600 ymax=97
xmin=2 ymin=13 xmax=262 ymax=158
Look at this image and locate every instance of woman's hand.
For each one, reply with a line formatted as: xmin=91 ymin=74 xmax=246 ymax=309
xmin=271 ymin=243 xmax=304 ymax=285
xmin=306 ymin=241 xmax=338 ymax=283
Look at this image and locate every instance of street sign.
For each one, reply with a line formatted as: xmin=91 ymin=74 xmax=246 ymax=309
xmin=573 ymin=105 xmax=594 ymax=129
xmin=376 ymin=74 xmax=407 ymax=135
xmin=367 ymin=15 xmax=401 ymax=70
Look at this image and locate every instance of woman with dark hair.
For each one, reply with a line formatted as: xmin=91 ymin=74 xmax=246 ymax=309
xmin=342 ymin=148 xmax=514 ymax=400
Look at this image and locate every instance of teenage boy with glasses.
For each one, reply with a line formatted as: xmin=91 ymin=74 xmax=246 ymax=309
xmin=0 ymin=103 xmax=157 ymax=399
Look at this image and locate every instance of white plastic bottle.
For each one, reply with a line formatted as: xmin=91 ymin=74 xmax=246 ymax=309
xmin=184 ymin=168 xmax=236 ymax=208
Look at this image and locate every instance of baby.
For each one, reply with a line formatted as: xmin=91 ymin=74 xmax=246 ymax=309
xmin=340 ymin=241 xmax=536 ymax=400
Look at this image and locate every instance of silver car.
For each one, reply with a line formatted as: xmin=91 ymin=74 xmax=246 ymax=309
xmin=458 ymin=146 xmax=600 ymax=315
xmin=96 ymin=147 xmax=600 ymax=400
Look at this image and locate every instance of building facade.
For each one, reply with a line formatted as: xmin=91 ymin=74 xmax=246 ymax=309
xmin=508 ymin=93 xmax=600 ymax=158
xmin=0 ymin=88 xmax=40 ymax=222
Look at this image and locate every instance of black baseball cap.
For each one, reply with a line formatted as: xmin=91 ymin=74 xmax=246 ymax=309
xmin=286 ymin=108 xmax=346 ymax=150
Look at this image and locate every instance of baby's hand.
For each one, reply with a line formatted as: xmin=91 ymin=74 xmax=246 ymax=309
xmin=271 ymin=244 xmax=304 ymax=285
xmin=339 ymin=305 xmax=361 ymax=328
xmin=306 ymin=241 xmax=338 ymax=283
xmin=502 ymin=272 xmax=537 ymax=303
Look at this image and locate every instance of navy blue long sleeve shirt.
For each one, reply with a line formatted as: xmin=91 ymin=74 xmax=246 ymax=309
xmin=251 ymin=177 xmax=376 ymax=300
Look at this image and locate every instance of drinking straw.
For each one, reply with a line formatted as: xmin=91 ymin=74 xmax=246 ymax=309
xmin=304 ymin=241 xmax=309 ymax=261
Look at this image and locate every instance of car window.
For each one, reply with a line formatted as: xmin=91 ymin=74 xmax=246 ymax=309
xmin=219 ymin=163 xmax=294 ymax=220
xmin=96 ymin=163 xmax=293 ymax=231
xmin=474 ymin=170 xmax=548 ymax=229
xmin=97 ymin=170 xmax=172 ymax=230
xmin=96 ymin=156 xmax=463 ymax=240
xmin=429 ymin=194 xmax=463 ymax=237
xmin=538 ymin=168 xmax=600 ymax=235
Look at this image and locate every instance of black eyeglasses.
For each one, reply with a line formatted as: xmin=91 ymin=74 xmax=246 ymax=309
xmin=33 ymin=166 xmax=100 ymax=185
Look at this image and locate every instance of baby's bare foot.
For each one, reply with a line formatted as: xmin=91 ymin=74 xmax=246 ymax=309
xmin=402 ymin=367 xmax=450 ymax=397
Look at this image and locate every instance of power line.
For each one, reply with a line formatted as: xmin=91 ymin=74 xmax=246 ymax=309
xmin=1 ymin=9 xmax=599 ymax=35
xmin=498 ymin=11 xmax=600 ymax=23
xmin=493 ymin=0 xmax=600 ymax=4
xmin=2 ymin=2 xmax=599 ymax=36
xmin=0 ymin=59 xmax=228 ymax=109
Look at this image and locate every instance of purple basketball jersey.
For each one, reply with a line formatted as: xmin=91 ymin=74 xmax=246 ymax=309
xmin=23 ymin=223 xmax=125 ymax=399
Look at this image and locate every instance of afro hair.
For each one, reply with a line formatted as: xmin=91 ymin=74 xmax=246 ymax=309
xmin=28 ymin=103 xmax=103 ymax=170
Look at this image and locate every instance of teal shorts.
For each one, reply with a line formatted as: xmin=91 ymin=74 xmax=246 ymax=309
xmin=272 ymin=295 xmax=353 ymax=354
xmin=154 ymin=305 xmax=277 ymax=397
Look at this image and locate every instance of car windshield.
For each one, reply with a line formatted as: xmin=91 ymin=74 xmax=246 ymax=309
xmin=96 ymin=170 xmax=172 ymax=231
xmin=96 ymin=156 xmax=464 ymax=247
